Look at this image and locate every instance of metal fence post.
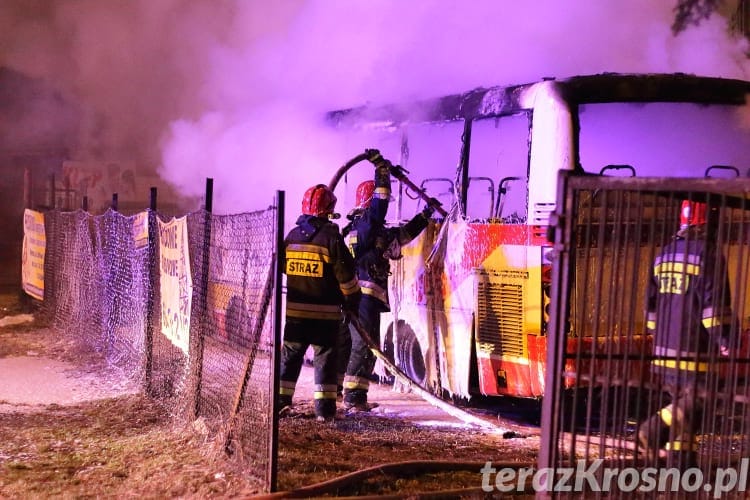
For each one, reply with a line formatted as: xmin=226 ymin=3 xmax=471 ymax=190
xmin=537 ymin=170 xmax=574 ymax=483
xmin=144 ymin=187 xmax=157 ymax=395
xmin=191 ymin=178 xmax=213 ymax=418
xmin=49 ymin=174 xmax=56 ymax=209
xmin=269 ymin=189 xmax=284 ymax=492
xmin=23 ymin=168 xmax=32 ymax=210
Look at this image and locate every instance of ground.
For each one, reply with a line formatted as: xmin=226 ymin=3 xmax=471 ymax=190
xmin=0 ymin=290 xmax=540 ymax=498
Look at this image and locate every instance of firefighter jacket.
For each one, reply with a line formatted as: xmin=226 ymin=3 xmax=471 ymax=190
xmin=283 ymin=214 xmax=360 ymax=321
xmin=646 ymin=226 xmax=736 ymax=376
xmin=343 ymin=167 xmax=430 ymax=311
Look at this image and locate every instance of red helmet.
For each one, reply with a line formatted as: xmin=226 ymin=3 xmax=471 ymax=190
xmin=680 ymin=200 xmax=707 ymax=229
xmin=355 ymin=180 xmax=375 ymax=210
xmin=302 ymin=184 xmax=337 ymax=217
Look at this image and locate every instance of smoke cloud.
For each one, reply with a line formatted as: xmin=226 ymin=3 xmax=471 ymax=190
xmin=1 ymin=0 xmax=748 ymax=214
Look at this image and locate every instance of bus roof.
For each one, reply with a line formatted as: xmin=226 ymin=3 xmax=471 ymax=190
xmin=326 ymin=73 xmax=750 ymax=128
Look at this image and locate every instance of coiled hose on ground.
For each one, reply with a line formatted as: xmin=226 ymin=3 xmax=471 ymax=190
xmin=251 ymin=460 xmax=536 ymax=499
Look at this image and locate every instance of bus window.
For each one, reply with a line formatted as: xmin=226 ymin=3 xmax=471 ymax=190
xmin=396 ymin=121 xmax=465 ymax=221
xmin=467 ymin=114 xmax=530 ymax=222
xmin=579 ymin=102 xmax=750 ymax=177
xmin=334 ymin=126 xmax=402 ymax=219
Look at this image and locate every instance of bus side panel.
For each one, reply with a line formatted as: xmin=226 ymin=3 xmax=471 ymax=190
xmin=435 ymin=221 xmax=480 ymax=397
xmin=386 ymin=221 xmax=551 ymax=399
xmin=527 ymin=334 xmax=547 ymax=397
xmin=563 ymin=336 xmax=652 ymax=390
xmin=208 ymin=281 xmax=233 ymax=340
xmin=382 ymin=222 xmax=477 ymax=398
xmin=438 ymin=305 xmax=474 ymax=396
xmin=445 ymin=222 xmax=536 ymax=397
xmin=476 ymin=353 xmax=534 ymax=397
xmin=475 ymin=243 xmax=544 ymax=397
xmin=379 ymin=224 xmax=449 ymax=393
xmin=525 ymin=246 xmax=545 ymax=397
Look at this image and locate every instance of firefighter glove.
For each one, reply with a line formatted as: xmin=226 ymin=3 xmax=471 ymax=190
xmin=365 ymin=149 xmax=386 ymax=168
xmin=422 ymin=198 xmax=440 ymax=217
xmin=376 ymin=165 xmax=391 ymax=179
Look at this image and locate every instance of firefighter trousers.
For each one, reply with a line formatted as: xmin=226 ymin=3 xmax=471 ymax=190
xmin=336 ymin=319 xmax=352 ymax=395
xmin=278 ymin=318 xmax=339 ymax=419
xmin=638 ymin=380 xmax=701 ymax=468
xmin=342 ymin=294 xmax=381 ymax=406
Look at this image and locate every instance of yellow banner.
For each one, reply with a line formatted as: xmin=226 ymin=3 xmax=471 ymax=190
xmin=22 ymin=209 xmax=45 ymax=300
xmin=158 ymin=216 xmax=192 ymax=354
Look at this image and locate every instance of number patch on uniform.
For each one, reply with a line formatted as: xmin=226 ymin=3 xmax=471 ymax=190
xmin=287 ymin=259 xmax=323 ymax=277
xmin=658 ymin=272 xmax=691 ymax=294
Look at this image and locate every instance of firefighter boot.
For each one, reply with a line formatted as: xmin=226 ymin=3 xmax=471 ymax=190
xmin=343 ymin=390 xmax=379 ymax=414
xmin=315 ymin=398 xmax=336 ymax=422
xmin=344 ymin=401 xmax=379 ymax=414
xmin=277 ymin=395 xmax=293 ymax=416
xmin=637 ymin=416 xmax=669 ymax=463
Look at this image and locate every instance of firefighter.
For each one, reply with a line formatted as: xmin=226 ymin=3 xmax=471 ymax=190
xmin=637 ymin=199 xmax=736 ymax=467
xmin=279 ymin=184 xmax=361 ymax=422
xmin=340 ymin=150 xmax=436 ymax=413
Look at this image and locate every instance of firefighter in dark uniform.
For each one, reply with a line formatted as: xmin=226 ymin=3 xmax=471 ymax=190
xmin=638 ymin=200 xmax=736 ymax=466
xmin=340 ymin=150 xmax=435 ymax=412
xmin=279 ymin=184 xmax=361 ymax=422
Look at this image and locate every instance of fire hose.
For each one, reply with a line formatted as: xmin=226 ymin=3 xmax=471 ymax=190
xmin=328 ymin=149 xmax=512 ymax=432
xmin=328 ymin=149 xmax=447 ymax=218
xmin=252 ymin=460 xmax=535 ymax=499
xmin=345 ymin=311 xmax=521 ymax=435
xmin=252 ymin=151 xmax=537 ymax=499
xmin=260 ymin=314 xmax=538 ymax=497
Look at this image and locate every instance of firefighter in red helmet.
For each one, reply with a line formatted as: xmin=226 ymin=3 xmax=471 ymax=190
xmin=638 ymin=199 xmax=737 ymax=467
xmin=278 ymin=184 xmax=361 ymax=422
xmin=338 ymin=150 xmax=436 ymax=413
xmin=354 ymin=180 xmax=376 ymax=213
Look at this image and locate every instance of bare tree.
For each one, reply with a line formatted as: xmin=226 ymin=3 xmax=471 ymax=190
xmin=672 ymin=0 xmax=723 ymax=34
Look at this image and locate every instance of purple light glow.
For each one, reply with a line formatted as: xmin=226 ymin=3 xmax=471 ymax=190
xmin=0 ymin=0 xmax=748 ymax=217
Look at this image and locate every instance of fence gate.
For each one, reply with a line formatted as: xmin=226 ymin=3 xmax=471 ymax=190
xmin=539 ymin=172 xmax=750 ymax=498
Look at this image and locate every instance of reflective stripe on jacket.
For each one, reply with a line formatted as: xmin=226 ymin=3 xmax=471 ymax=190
xmin=283 ymin=214 xmax=359 ymax=321
xmin=345 ymin=167 xmax=429 ymax=310
xmin=646 ymin=226 xmax=734 ymax=373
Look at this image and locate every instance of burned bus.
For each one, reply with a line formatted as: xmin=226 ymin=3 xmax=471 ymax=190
xmin=325 ymin=73 xmax=750 ymax=400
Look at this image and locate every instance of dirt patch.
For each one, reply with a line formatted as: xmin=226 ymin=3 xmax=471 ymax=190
xmin=0 ymin=292 xmax=541 ymax=497
xmin=0 ymin=356 xmax=137 ymax=411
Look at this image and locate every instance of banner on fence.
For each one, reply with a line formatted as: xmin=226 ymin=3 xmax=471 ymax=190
xmin=21 ymin=209 xmax=45 ymax=300
xmin=132 ymin=211 xmax=149 ymax=249
xmin=158 ymin=216 xmax=192 ymax=354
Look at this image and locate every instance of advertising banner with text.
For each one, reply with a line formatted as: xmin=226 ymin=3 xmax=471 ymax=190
xmin=158 ymin=216 xmax=192 ymax=354
xmin=22 ymin=209 xmax=46 ymax=300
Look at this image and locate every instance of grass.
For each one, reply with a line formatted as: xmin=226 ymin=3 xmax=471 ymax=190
xmin=0 ymin=395 xmax=262 ymax=498
xmin=0 ymin=291 xmax=541 ymax=497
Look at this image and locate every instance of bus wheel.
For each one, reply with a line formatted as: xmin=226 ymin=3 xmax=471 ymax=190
xmin=384 ymin=321 xmax=426 ymax=385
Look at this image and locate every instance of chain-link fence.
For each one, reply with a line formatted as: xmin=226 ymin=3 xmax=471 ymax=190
xmin=39 ymin=190 xmax=283 ymax=492
xmin=540 ymin=173 xmax=750 ymax=498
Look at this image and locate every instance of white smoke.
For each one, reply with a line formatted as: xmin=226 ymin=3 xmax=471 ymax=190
xmin=1 ymin=0 xmax=748 ymax=214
